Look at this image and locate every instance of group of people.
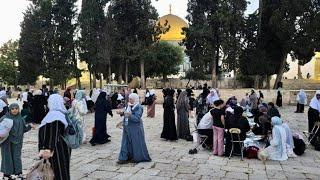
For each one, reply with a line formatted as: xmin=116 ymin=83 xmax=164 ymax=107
xmin=0 ymin=86 xmax=152 ymax=179
xmin=1 ymin=84 xmax=320 ymax=179
xmin=193 ymin=87 xmax=303 ymax=161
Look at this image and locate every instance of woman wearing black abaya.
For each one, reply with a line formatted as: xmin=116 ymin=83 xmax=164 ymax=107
xmin=161 ymin=89 xmax=178 ymax=141
xmin=31 ymin=90 xmax=47 ymax=124
xmin=38 ymin=94 xmax=70 ymax=180
xmin=225 ymin=106 xmax=250 ymax=156
xmin=90 ymin=92 xmax=113 ymax=146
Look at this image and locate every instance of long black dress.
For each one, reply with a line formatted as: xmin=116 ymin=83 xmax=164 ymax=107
xmin=225 ymin=114 xmax=250 ymax=156
xmin=31 ymin=95 xmax=47 ymax=124
xmin=276 ymin=91 xmax=282 ymax=107
xmin=38 ymin=121 xmax=70 ymax=180
xmin=90 ymin=92 xmax=113 ymax=145
xmin=161 ymin=95 xmax=178 ymax=140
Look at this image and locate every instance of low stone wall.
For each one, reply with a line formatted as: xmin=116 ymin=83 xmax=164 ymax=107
xmin=136 ymin=89 xmax=292 ymax=105
xmin=10 ymin=89 xmax=316 ymax=106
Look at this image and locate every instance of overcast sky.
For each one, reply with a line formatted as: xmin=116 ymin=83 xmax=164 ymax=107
xmin=0 ymin=0 xmax=259 ymax=46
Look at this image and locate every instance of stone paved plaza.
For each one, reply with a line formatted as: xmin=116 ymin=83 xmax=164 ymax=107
xmin=3 ymin=101 xmax=320 ymax=180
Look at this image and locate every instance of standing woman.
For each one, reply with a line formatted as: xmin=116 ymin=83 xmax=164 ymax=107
xmin=31 ymin=90 xmax=47 ymax=124
xmin=38 ymin=94 xmax=70 ymax=180
xmin=295 ymin=89 xmax=307 ymax=113
xmin=90 ymin=92 xmax=113 ymax=146
xmin=147 ymin=91 xmax=156 ymax=118
xmin=276 ymin=87 xmax=283 ymax=107
xmin=161 ymin=89 xmax=178 ymax=141
xmin=308 ymin=91 xmax=320 ymax=133
xmin=176 ymin=91 xmax=191 ymax=140
xmin=72 ymin=90 xmax=88 ymax=143
xmin=117 ymin=93 xmax=151 ymax=164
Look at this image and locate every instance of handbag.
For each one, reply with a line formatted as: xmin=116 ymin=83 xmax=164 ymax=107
xmin=26 ymin=159 xmax=54 ymax=180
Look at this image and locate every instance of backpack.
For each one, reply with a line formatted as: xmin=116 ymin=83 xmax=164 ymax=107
xmin=63 ymin=112 xmax=83 ymax=149
xmin=146 ymin=95 xmax=154 ymax=105
xmin=244 ymin=146 xmax=259 ymax=159
xmin=293 ymin=136 xmax=305 ymax=155
xmin=0 ymin=118 xmax=13 ymax=144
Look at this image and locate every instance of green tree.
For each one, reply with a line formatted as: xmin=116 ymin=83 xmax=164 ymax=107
xmin=145 ymin=41 xmax=183 ymax=79
xmin=108 ymin=0 xmax=164 ymax=88
xmin=18 ymin=4 xmax=43 ymax=85
xmin=0 ymin=40 xmax=18 ymax=85
xmin=258 ymin=0 xmax=320 ymax=88
xmin=220 ymin=0 xmax=247 ymax=89
xmin=50 ymin=0 xmax=78 ymax=88
xmin=78 ymin=0 xmax=108 ymax=88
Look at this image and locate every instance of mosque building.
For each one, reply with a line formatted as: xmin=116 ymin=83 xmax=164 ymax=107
xmin=157 ymin=6 xmax=191 ymax=77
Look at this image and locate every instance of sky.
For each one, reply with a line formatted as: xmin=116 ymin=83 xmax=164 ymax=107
xmin=0 ymin=0 xmax=259 ymax=46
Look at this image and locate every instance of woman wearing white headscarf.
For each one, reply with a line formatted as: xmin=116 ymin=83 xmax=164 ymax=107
xmin=0 ymin=93 xmax=8 ymax=118
xmin=38 ymin=94 xmax=71 ymax=180
xmin=206 ymin=89 xmax=220 ymax=107
xmin=308 ymin=90 xmax=320 ymax=133
xmin=71 ymin=90 xmax=88 ymax=143
xmin=117 ymin=93 xmax=151 ymax=164
xmin=265 ymin=117 xmax=288 ymax=161
xmin=295 ymin=89 xmax=307 ymax=113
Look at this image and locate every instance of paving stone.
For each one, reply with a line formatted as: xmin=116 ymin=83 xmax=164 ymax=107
xmin=88 ymin=171 xmax=118 ymax=179
xmin=136 ymin=169 xmax=160 ymax=176
xmin=266 ymin=170 xmax=287 ymax=179
xmin=175 ymin=173 xmax=201 ymax=180
xmin=117 ymin=167 xmax=141 ymax=174
xmin=225 ymin=172 xmax=249 ymax=180
xmin=134 ymin=161 xmax=155 ymax=169
xmin=113 ymin=173 xmax=133 ymax=180
xmin=157 ymin=170 xmax=178 ymax=178
xmin=175 ymin=165 xmax=197 ymax=174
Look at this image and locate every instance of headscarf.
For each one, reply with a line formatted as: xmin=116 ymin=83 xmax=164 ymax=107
xmin=40 ymin=94 xmax=68 ymax=128
xmin=176 ymin=91 xmax=188 ymax=110
xmin=206 ymin=89 xmax=219 ymax=105
xmin=117 ymin=93 xmax=124 ymax=100
xmin=75 ymin=90 xmax=85 ymax=101
xmin=271 ymin=116 xmax=282 ymax=126
xmin=309 ymin=90 xmax=320 ymax=112
xmin=297 ymin=89 xmax=307 ymax=105
xmin=234 ymin=106 xmax=244 ymax=121
xmin=282 ymin=122 xmax=294 ymax=150
xmin=95 ymin=92 xmax=107 ymax=108
xmin=0 ymin=91 xmax=6 ymax=99
xmin=33 ymin=89 xmax=43 ymax=96
xmin=128 ymin=93 xmax=140 ymax=106
xmin=271 ymin=116 xmax=285 ymax=158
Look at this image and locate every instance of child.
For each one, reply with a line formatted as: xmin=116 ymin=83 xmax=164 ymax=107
xmin=0 ymin=103 xmax=34 ymax=179
xmin=211 ymin=100 xmax=225 ymax=156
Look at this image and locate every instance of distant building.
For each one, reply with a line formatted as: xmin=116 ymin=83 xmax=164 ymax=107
xmin=157 ymin=9 xmax=191 ymax=77
xmin=283 ymin=52 xmax=320 ymax=80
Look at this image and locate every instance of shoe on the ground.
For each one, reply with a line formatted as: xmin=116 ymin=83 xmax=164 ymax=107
xmin=116 ymin=160 xmax=129 ymax=165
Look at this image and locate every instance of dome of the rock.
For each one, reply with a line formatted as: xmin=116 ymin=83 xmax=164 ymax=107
xmin=157 ymin=14 xmax=188 ymax=41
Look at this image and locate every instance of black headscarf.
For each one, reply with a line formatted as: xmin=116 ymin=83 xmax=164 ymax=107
xmin=96 ymin=92 xmax=107 ymax=107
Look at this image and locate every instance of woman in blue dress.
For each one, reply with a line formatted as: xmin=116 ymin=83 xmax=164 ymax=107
xmin=117 ymin=93 xmax=151 ymax=164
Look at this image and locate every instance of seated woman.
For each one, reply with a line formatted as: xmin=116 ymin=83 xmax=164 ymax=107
xmin=225 ymin=106 xmax=250 ymax=156
xmin=197 ymin=111 xmax=213 ymax=149
xmin=264 ymin=117 xmax=288 ymax=161
xmin=282 ymin=121 xmax=297 ymax=157
xmin=252 ymin=105 xmax=271 ymax=139
xmin=267 ymin=102 xmax=281 ymax=118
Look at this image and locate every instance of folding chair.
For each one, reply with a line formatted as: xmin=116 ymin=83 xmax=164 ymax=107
xmin=303 ymin=121 xmax=320 ymax=147
xmin=192 ymin=124 xmax=209 ymax=150
xmin=229 ymin=128 xmax=245 ymax=161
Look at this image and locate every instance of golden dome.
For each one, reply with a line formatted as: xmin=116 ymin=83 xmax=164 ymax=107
xmin=157 ymin=14 xmax=188 ymax=41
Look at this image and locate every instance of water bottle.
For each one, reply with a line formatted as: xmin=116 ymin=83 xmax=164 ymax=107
xmin=124 ymin=107 xmax=130 ymax=126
